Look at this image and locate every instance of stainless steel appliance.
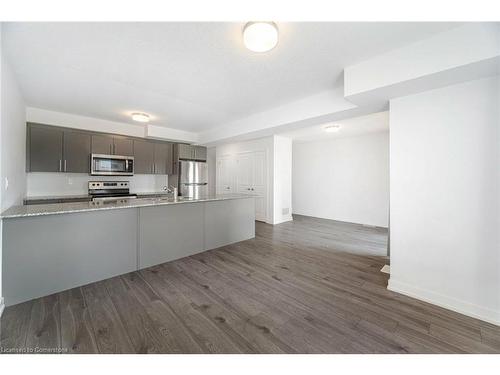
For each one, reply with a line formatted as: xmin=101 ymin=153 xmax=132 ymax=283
xmin=90 ymin=154 xmax=134 ymax=176
xmin=178 ymin=160 xmax=208 ymax=198
xmin=88 ymin=181 xmax=137 ymax=202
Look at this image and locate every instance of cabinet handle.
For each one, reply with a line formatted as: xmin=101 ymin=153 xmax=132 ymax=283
xmin=64 ymin=160 xmax=67 ymax=172
xmin=59 ymin=160 xmax=62 ymax=172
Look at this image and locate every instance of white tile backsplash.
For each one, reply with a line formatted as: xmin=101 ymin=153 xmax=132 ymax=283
xmin=26 ymin=173 xmax=169 ymax=197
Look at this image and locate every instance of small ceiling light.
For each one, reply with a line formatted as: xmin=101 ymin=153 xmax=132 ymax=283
xmin=324 ymin=124 xmax=341 ymax=133
xmin=131 ymin=112 xmax=150 ymax=123
xmin=243 ymin=22 xmax=279 ymax=52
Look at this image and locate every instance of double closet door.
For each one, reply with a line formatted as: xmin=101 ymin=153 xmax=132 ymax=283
xmin=217 ymin=151 xmax=267 ymax=222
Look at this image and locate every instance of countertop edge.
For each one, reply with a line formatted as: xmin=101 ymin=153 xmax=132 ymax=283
xmin=1 ymin=195 xmax=255 ymax=219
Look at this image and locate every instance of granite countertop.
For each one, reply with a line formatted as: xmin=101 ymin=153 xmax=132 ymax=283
xmin=2 ymin=194 xmax=254 ymax=219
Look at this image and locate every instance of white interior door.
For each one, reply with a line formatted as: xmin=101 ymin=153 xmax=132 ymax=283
xmin=236 ymin=151 xmax=267 ymax=222
xmin=236 ymin=153 xmax=254 ymax=194
xmin=252 ymin=151 xmax=267 ymax=222
xmin=216 ymin=156 xmax=235 ymax=194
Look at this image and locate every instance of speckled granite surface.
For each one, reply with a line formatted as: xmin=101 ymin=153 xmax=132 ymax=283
xmin=2 ymin=194 xmax=254 ymax=219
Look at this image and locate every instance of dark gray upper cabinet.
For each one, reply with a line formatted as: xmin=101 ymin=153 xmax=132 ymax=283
xmin=91 ymin=134 xmax=114 ymax=155
xmin=29 ymin=125 xmax=64 ymax=172
xmin=113 ymin=136 xmax=133 ymax=156
xmin=152 ymin=142 xmax=174 ymax=175
xmin=176 ymin=144 xmax=207 ymax=161
xmin=177 ymin=143 xmax=193 ymax=160
xmin=153 ymin=142 xmax=168 ymax=175
xmin=27 ymin=122 xmax=177 ymax=174
xmin=165 ymin=142 xmax=174 ymax=175
xmin=63 ymin=131 xmax=91 ymax=173
xmin=133 ymin=139 xmax=155 ymax=174
xmin=91 ymin=134 xmax=132 ymax=156
xmin=194 ymin=146 xmax=207 ymax=161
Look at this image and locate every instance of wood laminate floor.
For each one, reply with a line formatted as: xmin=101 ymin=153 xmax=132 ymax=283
xmin=1 ymin=214 xmax=499 ymax=354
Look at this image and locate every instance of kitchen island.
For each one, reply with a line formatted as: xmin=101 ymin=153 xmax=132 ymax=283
xmin=1 ymin=195 xmax=255 ymax=306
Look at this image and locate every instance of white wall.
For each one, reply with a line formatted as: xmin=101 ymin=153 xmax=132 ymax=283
xmin=1 ymin=27 xmax=28 ymax=314
xmin=389 ymin=76 xmax=500 ymax=325
xmin=273 ymin=136 xmax=293 ymax=224
xmin=1 ymin=47 xmax=26 ymax=210
xmin=26 ymin=173 xmax=169 ymax=197
xmin=293 ymin=131 xmax=389 ymax=227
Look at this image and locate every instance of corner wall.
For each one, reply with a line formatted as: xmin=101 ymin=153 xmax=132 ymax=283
xmin=273 ymin=136 xmax=293 ymax=224
xmin=1 ymin=25 xmax=28 ymax=314
xmin=388 ymin=76 xmax=500 ymax=324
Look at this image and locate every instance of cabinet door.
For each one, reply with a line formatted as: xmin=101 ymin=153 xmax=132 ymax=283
xmin=153 ymin=142 xmax=169 ymax=175
xmin=178 ymin=144 xmax=194 ymax=160
xmin=113 ymin=136 xmax=133 ymax=156
xmin=165 ymin=142 xmax=174 ymax=175
xmin=91 ymin=134 xmax=114 ymax=155
xmin=29 ymin=125 xmax=64 ymax=172
xmin=63 ymin=131 xmax=91 ymax=173
xmin=194 ymin=146 xmax=207 ymax=161
xmin=134 ymin=139 xmax=155 ymax=174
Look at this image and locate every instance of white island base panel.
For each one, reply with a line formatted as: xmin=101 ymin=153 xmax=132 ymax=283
xmin=2 ymin=197 xmax=255 ymax=306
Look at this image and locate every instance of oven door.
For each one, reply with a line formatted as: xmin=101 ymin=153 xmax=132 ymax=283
xmin=91 ymin=154 xmax=134 ymax=176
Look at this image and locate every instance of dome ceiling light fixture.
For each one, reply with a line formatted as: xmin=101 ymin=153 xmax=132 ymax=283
xmin=323 ymin=124 xmax=341 ymax=133
xmin=131 ymin=112 xmax=150 ymax=123
xmin=243 ymin=22 xmax=279 ymax=53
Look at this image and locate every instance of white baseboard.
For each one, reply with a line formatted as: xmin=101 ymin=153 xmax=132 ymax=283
xmin=272 ymin=215 xmax=293 ymax=225
xmin=0 ymin=297 xmax=4 ymax=318
xmin=388 ymin=278 xmax=500 ymax=326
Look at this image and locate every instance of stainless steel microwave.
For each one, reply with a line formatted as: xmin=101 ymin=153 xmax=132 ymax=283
xmin=90 ymin=154 xmax=134 ymax=176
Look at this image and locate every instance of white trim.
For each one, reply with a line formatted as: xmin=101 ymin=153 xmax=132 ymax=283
xmin=272 ymin=215 xmax=293 ymax=225
xmin=388 ymin=278 xmax=500 ymax=327
xmin=0 ymin=297 xmax=5 ymax=318
xmin=381 ymin=265 xmax=390 ymax=274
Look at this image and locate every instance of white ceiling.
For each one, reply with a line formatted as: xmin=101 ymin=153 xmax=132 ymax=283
xmin=3 ymin=22 xmax=459 ymax=133
xmin=281 ymin=111 xmax=389 ymax=143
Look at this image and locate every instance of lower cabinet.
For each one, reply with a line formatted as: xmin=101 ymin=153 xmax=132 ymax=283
xmin=2 ymin=198 xmax=255 ymax=306
xmin=138 ymin=203 xmax=205 ymax=268
xmin=2 ymin=209 xmax=138 ymax=306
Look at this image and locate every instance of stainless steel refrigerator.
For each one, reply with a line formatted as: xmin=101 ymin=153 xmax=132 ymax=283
xmin=178 ymin=160 xmax=208 ymax=198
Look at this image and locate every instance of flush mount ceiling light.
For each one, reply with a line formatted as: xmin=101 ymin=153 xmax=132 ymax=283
xmin=131 ymin=112 xmax=150 ymax=123
xmin=324 ymin=124 xmax=341 ymax=133
xmin=243 ymin=22 xmax=279 ymax=52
